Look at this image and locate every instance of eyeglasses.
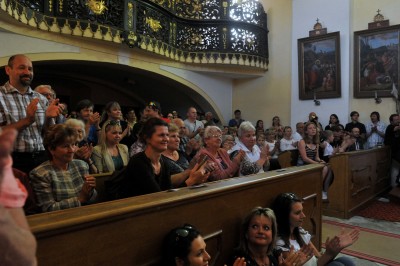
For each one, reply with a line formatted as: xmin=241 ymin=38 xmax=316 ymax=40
xmin=211 ymin=134 xmax=222 ymax=139
xmin=106 ymin=120 xmax=120 ymax=127
xmin=174 ymin=225 xmax=195 ymax=241
xmin=254 ymin=207 xmax=269 ymax=215
xmin=148 ymin=101 xmax=158 ymax=109
xmin=282 ymin=192 xmax=299 ymax=201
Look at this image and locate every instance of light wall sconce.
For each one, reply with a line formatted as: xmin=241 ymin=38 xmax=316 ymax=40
xmin=375 ymin=91 xmax=382 ymax=104
xmin=314 ymin=92 xmax=321 ymax=106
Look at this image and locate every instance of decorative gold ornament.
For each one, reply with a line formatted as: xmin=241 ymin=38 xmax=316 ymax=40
xmin=145 ymin=17 xmax=162 ymax=32
xmin=86 ymin=0 xmax=108 ymax=15
xmin=313 ymin=18 xmax=322 ymax=30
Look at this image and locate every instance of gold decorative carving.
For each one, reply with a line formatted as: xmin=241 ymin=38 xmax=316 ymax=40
xmin=49 ymin=0 xmax=52 ymax=12
xmin=59 ymin=0 xmax=63 ymax=12
xmin=86 ymin=0 xmax=108 ymax=15
xmin=145 ymin=17 xmax=162 ymax=32
xmin=127 ymin=2 xmax=134 ymax=29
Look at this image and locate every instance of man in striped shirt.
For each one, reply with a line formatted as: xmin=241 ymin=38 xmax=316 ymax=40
xmin=0 ymin=54 xmax=62 ymax=174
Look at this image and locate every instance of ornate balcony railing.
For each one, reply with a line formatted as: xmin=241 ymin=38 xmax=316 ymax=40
xmin=1 ymin=0 xmax=269 ymax=69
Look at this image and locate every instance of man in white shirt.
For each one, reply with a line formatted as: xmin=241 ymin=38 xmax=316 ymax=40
xmin=184 ymin=107 xmax=204 ymax=140
xmin=292 ymin=122 xmax=304 ymax=142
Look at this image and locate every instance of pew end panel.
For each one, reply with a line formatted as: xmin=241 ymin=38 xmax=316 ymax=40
xmin=28 ymin=165 xmax=324 ymax=266
xmin=323 ymin=147 xmax=391 ymax=219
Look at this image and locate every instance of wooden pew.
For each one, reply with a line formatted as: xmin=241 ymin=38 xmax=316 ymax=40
xmin=323 ymin=146 xmax=391 ymax=219
xmin=92 ymin=172 xmax=113 ymax=203
xmin=28 ymin=164 xmax=323 ymax=266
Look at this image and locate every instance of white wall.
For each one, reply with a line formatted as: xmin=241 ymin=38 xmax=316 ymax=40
xmin=291 ymin=0 xmax=351 ymax=128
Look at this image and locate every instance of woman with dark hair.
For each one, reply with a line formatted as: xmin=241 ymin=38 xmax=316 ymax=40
xmin=255 ymin=120 xmax=265 ymax=136
xmin=325 ymin=114 xmax=343 ymax=131
xmin=99 ymin=101 xmax=131 ymax=146
xmin=272 ymin=116 xmax=284 ymax=139
xmin=30 ymin=124 xmax=97 ymax=212
xmin=272 ymin=193 xmax=359 ymax=266
xmin=297 ymin=122 xmax=333 ymax=200
xmin=119 ymin=118 xmax=209 ymax=197
xmin=163 ymin=224 xmax=211 ymax=266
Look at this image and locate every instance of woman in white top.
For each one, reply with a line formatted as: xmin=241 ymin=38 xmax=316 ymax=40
xmin=272 ymin=192 xmax=359 ymax=266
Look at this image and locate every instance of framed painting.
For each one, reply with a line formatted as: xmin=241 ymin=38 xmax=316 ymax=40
xmin=354 ymin=24 xmax=400 ymax=98
xmin=298 ymin=31 xmax=341 ymax=100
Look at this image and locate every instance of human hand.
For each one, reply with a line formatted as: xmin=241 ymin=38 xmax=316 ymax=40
xmin=279 ymin=246 xmax=302 ymax=266
xmin=89 ymin=112 xmax=100 ymax=125
xmin=186 ymin=162 xmax=210 ymax=186
xmin=26 ymin=98 xmax=39 ymax=124
xmin=225 ymin=257 xmax=246 ymax=266
xmin=0 ymin=129 xmax=17 ymax=183
xmin=233 ymin=150 xmax=246 ymax=164
xmin=79 ymin=175 xmax=96 ymax=202
xmin=45 ymin=99 xmax=62 ymax=118
xmin=337 ymin=228 xmax=360 ymax=249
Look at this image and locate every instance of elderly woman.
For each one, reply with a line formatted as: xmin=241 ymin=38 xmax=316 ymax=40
xmin=91 ymin=120 xmax=129 ymax=173
xmin=231 ymin=121 xmax=269 ymax=176
xmin=194 ymin=126 xmax=244 ymax=181
xmin=30 ymin=124 xmax=97 ymax=212
xmin=162 ymin=123 xmax=190 ymax=174
xmin=119 ymin=118 xmax=210 ymax=198
xmin=65 ymin=118 xmax=98 ymax=174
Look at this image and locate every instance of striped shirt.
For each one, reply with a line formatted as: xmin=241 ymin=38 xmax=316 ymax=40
xmin=30 ymin=160 xmax=97 ymax=212
xmin=0 ymin=82 xmax=49 ymax=152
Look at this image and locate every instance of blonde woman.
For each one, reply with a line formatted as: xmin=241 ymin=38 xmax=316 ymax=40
xmin=91 ymin=120 xmax=129 ymax=173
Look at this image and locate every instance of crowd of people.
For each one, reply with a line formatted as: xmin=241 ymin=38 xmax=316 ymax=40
xmin=163 ymin=193 xmax=360 ymax=266
xmin=1 ymin=53 xmax=398 ymax=265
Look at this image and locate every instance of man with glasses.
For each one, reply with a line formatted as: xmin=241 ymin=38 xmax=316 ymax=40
xmin=172 ymin=118 xmax=200 ymax=161
xmin=35 ymin=85 xmax=66 ymax=124
xmin=345 ymin=111 xmax=366 ymax=141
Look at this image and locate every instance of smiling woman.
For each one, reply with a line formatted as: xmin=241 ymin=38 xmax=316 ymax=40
xmin=30 ymin=124 xmax=97 ymax=212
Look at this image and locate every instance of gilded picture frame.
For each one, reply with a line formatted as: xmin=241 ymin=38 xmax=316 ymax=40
xmin=298 ymin=31 xmax=341 ymax=100
xmin=354 ymin=24 xmax=400 ymax=98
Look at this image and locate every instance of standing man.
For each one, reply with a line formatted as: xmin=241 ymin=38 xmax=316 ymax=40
xmin=384 ymin=114 xmax=400 ymax=185
xmin=0 ymin=54 xmax=61 ymax=173
xmin=35 ymin=84 xmax=66 ymax=124
xmin=184 ymin=107 xmax=204 ymax=140
xmin=228 ymin=109 xmax=244 ymax=128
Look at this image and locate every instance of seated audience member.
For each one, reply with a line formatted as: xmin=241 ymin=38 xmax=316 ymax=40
xmin=384 ymin=114 xmax=400 ymax=185
xmin=99 ymin=101 xmax=131 ymax=146
xmin=0 ymin=128 xmax=37 ymax=266
xmin=229 ymin=206 xmax=310 ymax=266
xmin=345 ymin=111 xmax=366 ymax=141
xmin=92 ymin=120 xmax=129 ymax=173
xmin=307 ymin=112 xmax=323 ymax=133
xmin=76 ymin=99 xmax=101 ymax=145
xmin=297 ymin=122 xmax=333 ymax=200
xmin=30 ymin=124 xmax=97 ymax=212
xmin=256 ymin=132 xmax=266 ymax=149
xmin=255 ymin=120 xmax=265 ymax=136
xmin=172 ymin=118 xmax=197 ymax=160
xmin=65 ymin=118 xmax=98 ymax=174
xmin=280 ymin=126 xmax=298 ymax=151
xmin=365 ymin=111 xmax=386 ymax=148
xmin=119 ymin=118 xmax=209 ymax=198
xmin=272 ymin=193 xmax=359 ymax=266
xmin=292 ymin=122 xmax=304 ymax=142
xmin=163 ymin=224 xmax=211 ymax=266
xmin=265 ymin=128 xmax=281 ymax=170
xmin=194 ymin=126 xmax=245 ymax=181
xmin=203 ymin=111 xmax=220 ymax=127
xmin=331 ymin=125 xmax=345 ymax=148
xmin=123 ymin=108 xmax=137 ymax=148
xmin=231 ymin=121 xmax=269 ymax=176
xmin=345 ymin=127 xmax=364 ymax=152
xmin=162 ymin=123 xmax=190 ymax=174
xmin=221 ymin=134 xmax=236 ymax=153
xmin=271 ymin=116 xmax=284 ymax=139
xmin=325 ymin=114 xmax=343 ymax=131
xmin=229 ymin=109 xmax=245 ymax=128
xmin=321 ymin=130 xmax=337 ymax=162
xmin=130 ymin=101 xmax=163 ymax=156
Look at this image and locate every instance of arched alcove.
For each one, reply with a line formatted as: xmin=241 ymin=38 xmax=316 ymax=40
xmin=0 ymin=60 xmax=219 ymax=120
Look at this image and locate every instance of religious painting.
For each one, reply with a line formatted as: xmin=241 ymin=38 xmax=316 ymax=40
xmin=354 ymin=24 xmax=400 ymax=98
xmin=298 ymin=31 xmax=341 ymax=100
